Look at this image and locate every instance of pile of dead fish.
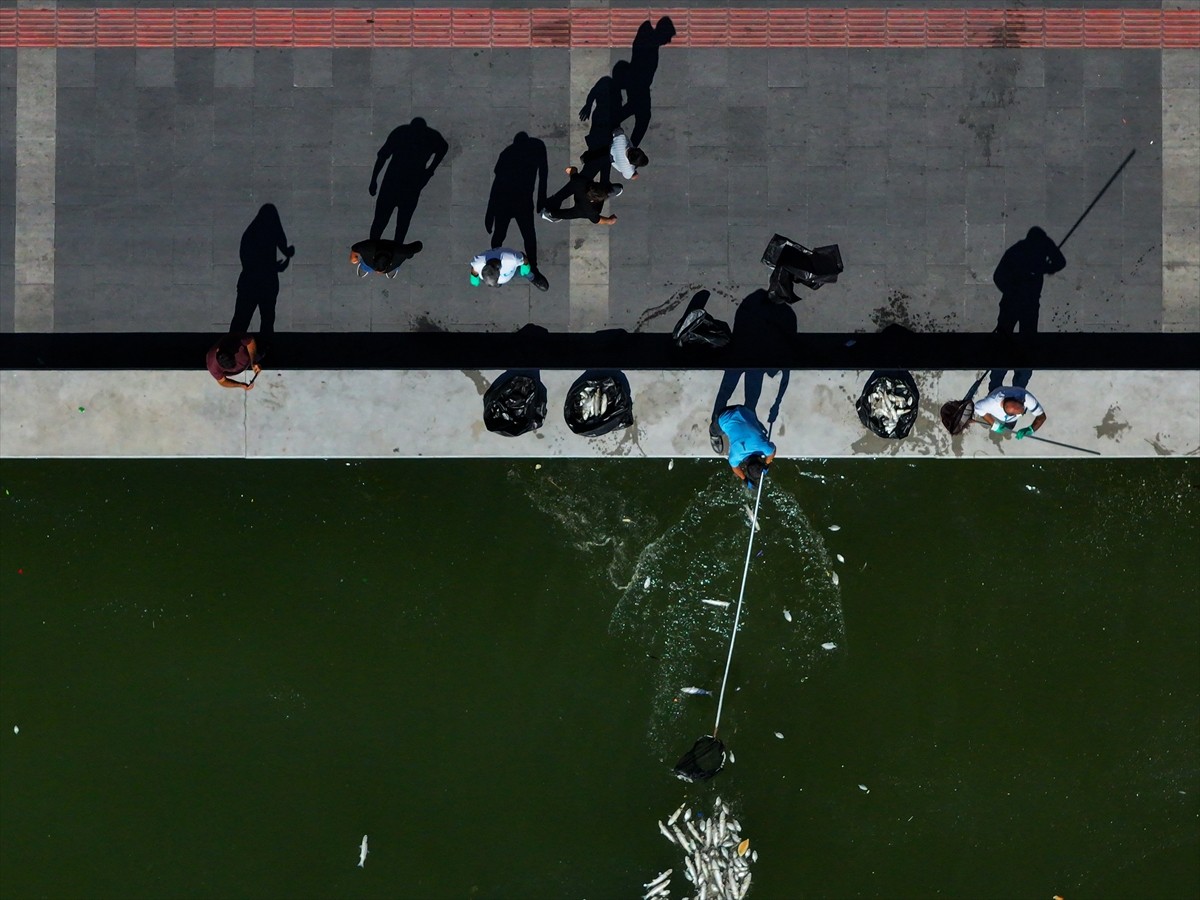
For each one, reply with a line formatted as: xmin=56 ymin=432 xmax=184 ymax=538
xmin=645 ymin=796 xmax=755 ymax=899
xmin=575 ymin=382 xmax=609 ymax=421
xmin=863 ymin=376 xmax=915 ymax=436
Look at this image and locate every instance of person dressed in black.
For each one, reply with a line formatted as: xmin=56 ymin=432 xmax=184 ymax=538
xmin=229 ymin=203 xmax=293 ymax=335
xmin=989 ymin=225 xmax=1065 ymax=390
xmin=368 ymin=117 xmax=448 ymax=245
xmin=540 ymin=167 xmax=619 ymax=225
xmin=349 ymin=238 xmax=424 ymax=277
xmin=485 ymin=132 xmax=549 ymax=288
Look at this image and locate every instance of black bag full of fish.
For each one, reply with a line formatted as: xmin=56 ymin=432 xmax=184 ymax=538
xmin=564 ymin=372 xmax=634 ymax=437
xmin=482 ymin=373 xmax=547 ymax=437
xmin=855 ymin=370 xmax=920 ymax=439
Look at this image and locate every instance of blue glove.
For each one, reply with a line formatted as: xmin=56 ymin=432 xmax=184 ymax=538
xmin=991 ymin=421 xmax=1007 ymax=433
xmin=1015 ymin=426 xmax=1034 ymax=440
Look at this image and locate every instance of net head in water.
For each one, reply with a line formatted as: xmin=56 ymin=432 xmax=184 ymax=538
xmin=673 ymin=735 xmax=726 ymax=782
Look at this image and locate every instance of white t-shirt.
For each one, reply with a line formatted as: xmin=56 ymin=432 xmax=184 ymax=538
xmin=470 ymin=248 xmax=524 ymax=285
xmin=610 ymin=127 xmax=637 ymax=179
xmin=974 ymin=387 xmax=1044 ymax=423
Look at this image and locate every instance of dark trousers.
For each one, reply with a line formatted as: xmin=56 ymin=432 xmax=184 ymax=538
xmin=990 ymin=293 xmax=1037 ymax=391
xmin=546 ymin=175 xmax=602 ymax=221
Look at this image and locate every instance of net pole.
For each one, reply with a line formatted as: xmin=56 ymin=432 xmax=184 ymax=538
xmin=712 ymin=472 xmax=767 ymax=739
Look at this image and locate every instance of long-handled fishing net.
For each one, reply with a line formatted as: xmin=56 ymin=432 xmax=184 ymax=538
xmin=941 ymin=389 xmax=1101 ymax=455
xmin=672 ymin=472 xmax=767 ymax=782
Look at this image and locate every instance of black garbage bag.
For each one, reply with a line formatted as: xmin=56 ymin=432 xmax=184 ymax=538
xmin=856 ymin=370 xmax=920 ymax=439
xmin=564 ymin=372 xmax=633 ymax=437
xmin=673 ymin=735 xmax=726 ymax=782
xmin=672 ymin=308 xmax=732 ymax=349
xmin=483 ymin=373 xmax=547 ymax=437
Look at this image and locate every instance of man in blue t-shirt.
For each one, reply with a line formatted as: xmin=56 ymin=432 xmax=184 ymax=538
xmin=711 ymin=405 xmax=776 ymax=490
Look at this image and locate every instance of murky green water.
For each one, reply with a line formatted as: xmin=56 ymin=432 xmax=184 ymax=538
xmin=1 ymin=459 xmax=1197 ymax=900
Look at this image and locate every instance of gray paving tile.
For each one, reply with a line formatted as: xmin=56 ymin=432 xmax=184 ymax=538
xmin=58 ymin=50 xmax=96 ymax=89
xmin=767 ymin=49 xmax=807 ymax=89
xmin=293 ymin=50 xmax=333 ymax=89
xmin=175 ymin=50 xmax=215 ymax=105
xmin=136 ymin=50 xmax=175 ymax=89
xmin=214 ymin=49 xmax=254 ymax=89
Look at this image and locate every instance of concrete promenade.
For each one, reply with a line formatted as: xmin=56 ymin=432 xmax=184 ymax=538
xmin=3 ymin=368 xmax=1197 ymax=458
xmin=1 ymin=5 xmax=1197 ymax=459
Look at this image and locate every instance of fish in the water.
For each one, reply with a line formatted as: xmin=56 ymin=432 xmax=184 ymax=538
xmin=774 ymin=731 xmax=784 ymax=739
xmin=831 ymin=570 xmax=840 ymax=586
xmin=701 ymin=598 xmax=731 ymax=609
xmin=358 ymin=835 xmax=368 ymax=867
xmin=645 ymin=869 xmax=672 ymax=889
xmin=737 ymin=838 xmax=750 ymax=856
xmin=783 ymin=609 xmax=792 ymax=622
xmin=836 ymin=553 xmax=845 ymax=563
xmin=680 ymin=686 xmax=713 ymax=696
xmin=858 ymin=784 xmax=870 ymax=793
xmin=668 ymin=460 xmax=674 ymax=471
xmin=822 ymin=641 xmax=837 ymax=650
xmin=743 ymin=504 xmax=760 ymax=531
xmin=828 ymin=524 xmax=841 ymax=531
xmin=644 ymin=575 xmax=651 ymax=589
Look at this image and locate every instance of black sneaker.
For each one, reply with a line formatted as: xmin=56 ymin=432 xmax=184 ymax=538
xmin=530 ymin=272 xmax=549 ymax=292
xmin=540 ymin=209 xmax=561 ymax=223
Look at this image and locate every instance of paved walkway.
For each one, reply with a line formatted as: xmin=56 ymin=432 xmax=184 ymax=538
xmin=1 ymin=5 xmax=1197 ymax=458
xmin=2 ymin=5 xmax=1196 ymax=337
xmin=4 ymin=369 xmax=1197 ymax=459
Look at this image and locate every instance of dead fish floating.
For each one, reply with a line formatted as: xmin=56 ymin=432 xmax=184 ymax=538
xmin=783 ymin=609 xmax=793 ymax=622
xmin=649 ymin=796 xmax=754 ymax=900
xmin=680 ymin=686 xmax=713 ymax=696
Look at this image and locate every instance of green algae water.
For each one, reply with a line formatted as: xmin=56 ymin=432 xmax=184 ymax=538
xmin=1 ymin=459 xmax=1197 ymax=900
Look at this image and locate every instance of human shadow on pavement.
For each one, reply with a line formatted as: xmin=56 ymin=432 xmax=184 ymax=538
xmin=616 ymin=17 xmax=675 ymax=149
xmin=988 ymin=225 xmax=1064 ymax=391
xmin=711 ymin=289 xmax=796 ymax=425
xmin=229 ymin=203 xmax=294 ymax=336
xmin=577 ymin=73 xmax=626 ymax=185
xmin=368 ymin=117 xmax=448 ymax=245
xmin=486 ymin=132 xmax=549 ymax=273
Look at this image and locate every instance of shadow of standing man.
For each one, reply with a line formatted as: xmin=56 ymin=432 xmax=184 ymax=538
xmin=616 ymin=17 xmax=675 ymax=149
xmin=989 ymin=225 xmax=1065 ymax=391
xmin=711 ymin=289 xmax=796 ymax=432
xmin=486 ymin=132 xmax=549 ymax=281
xmin=229 ymin=203 xmax=294 ymax=337
xmin=369 ymin=117 xmax=448 ymax=244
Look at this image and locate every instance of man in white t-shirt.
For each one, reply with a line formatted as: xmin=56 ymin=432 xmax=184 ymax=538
xmin=974 ymin=386 xmax=1047 ymax=439
xmin=608 ymin=127 xmax=648 ymax=181
xmin=468 ymin=247 xmax=549 ymax=291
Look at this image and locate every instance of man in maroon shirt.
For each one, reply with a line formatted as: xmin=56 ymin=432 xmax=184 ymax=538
xmin=205 ymin=333 xmax=260 ymax=391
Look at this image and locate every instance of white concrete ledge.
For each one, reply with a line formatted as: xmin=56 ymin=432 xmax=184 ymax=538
xmin=3 ymin=370 xmax=1197 ymax=459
